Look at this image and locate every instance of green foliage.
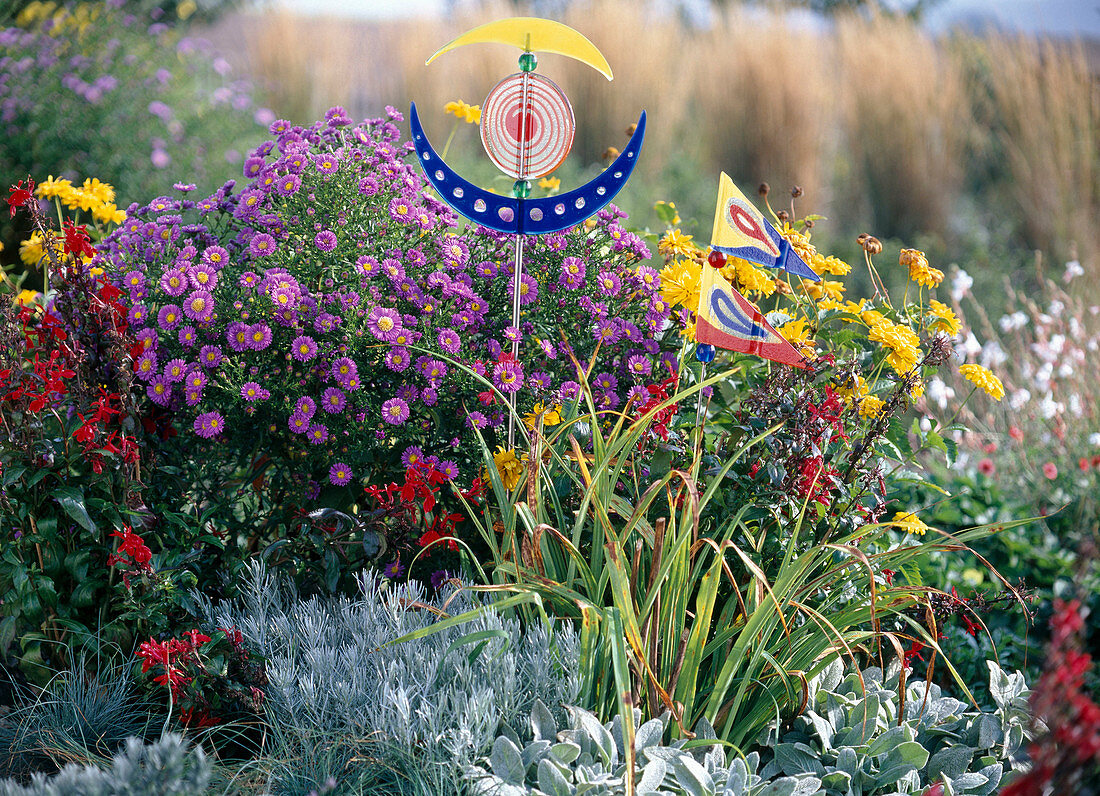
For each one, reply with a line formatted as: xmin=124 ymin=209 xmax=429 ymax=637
xmin=0 ymin=734 xmax=211 ymax=796
xmin=463 ymin=700 xmax=821 ymax=796
xmin=757 ymin=659 xmax=1029 ymax=795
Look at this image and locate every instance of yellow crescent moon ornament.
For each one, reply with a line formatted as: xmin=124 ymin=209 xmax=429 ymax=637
xmin=426 ymin=17 xmax=614 ymax=81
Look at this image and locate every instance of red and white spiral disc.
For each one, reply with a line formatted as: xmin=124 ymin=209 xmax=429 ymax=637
xmin=481 ymin=72 xmax=575 ymax=179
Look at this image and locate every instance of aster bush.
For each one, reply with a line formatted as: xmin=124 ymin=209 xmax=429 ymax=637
xmin=95 ymin=105 xmax=670 ymax=563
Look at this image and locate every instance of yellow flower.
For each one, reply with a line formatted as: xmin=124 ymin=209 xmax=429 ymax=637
xmin=92 ymin=201 xmax=126 ymax=226
xmin=65 ymin=188 xmax=100 ymax=213
xmin=658 ymin=229 xmax=697 ymax=259
xmin=678 ymin=318 xmax=697 ymax=342
xmin=36 ymin=175 xmax=73 ymax=201
xmin=490 ymin=447 xmax=526 ymax=491
xmin=724 ymin=258 xmax=776 ymax=297
xmin=868 ymin=319 xmax=921 ymax=375
xmin=537 ymin=176 xmax=560 ymax=192
xmin=444 ymin=100 xmax=481 ymax=124
xmin=891 ymin=511 xmax=930 ymax=536
xmin=19 ymin=232 xmax=45 ymax=266
xmin=901 ymin=248 xmax=944 ymax=288
xmin=928 ymin=300 xmax=959 ymax=336
xmin=959 ymin=363 xmax=1004 ymax=401
xmin=659 ymin=259 xmax=701 ymax=310
xmin=834 ymin=373 xmax=868 ymax=405
xmin=803 ymin=278 xmax=845 ymax=303
xmin=859 ymin=395 xmax=884 ymax=418
xmin=523 ymin=402 xmax=562 ymax=430
xmin=15 ymin=289 xmax=41 ymax=307
xmin=908 ymin=378 xmax=925 ymax=400
xmin=778 ymin=317 xmax=815 ymax=356
xmin=819 ymin=255 xmax=851 ymax=276
xmin=81 ymin=177 xmax=115 ymax=204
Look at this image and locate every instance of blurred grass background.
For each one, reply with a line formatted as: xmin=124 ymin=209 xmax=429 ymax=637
xmin=196 ymin=0 xmax=1099 ymax=301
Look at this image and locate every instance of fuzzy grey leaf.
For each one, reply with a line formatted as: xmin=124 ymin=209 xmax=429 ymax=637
xmin=531 ymin=700 xmax=558 ymax=743
xmin=491 ymin=735 xmax=526 ymax=784
xmin=537 ymin=757 xmax=572 ymax=796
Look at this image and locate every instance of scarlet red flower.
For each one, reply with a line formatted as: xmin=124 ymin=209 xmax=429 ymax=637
xmin=62 ymin=220 xmax=96 ymax=259
xmin=7 ymin=178 xmax=34 ymax=217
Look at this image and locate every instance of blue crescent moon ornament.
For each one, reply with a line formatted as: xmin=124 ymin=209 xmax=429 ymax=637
xmin=410 ymin=102 xmax=646 ymax=235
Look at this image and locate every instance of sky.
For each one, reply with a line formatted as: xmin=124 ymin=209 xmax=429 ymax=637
xmin=270 ymin=0 xmax=1100 ymax=38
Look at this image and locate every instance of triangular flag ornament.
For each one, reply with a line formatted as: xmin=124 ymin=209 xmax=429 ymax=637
xmin=696 ymin=262 xmax=809 ymax=369
xmin=710 ymin=172 xmax=820 ymax=282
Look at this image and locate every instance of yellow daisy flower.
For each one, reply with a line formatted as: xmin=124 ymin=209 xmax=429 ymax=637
xmin=901 ymin=248 xmax=944 ymax=288
xmin=859 ymin=394 xmax=885 ymax=418
xmin=490 ymin=447 xmax=526 ymax=491
xmin=959 ymin=363 xmax=1004 ymax=401
xmin=868 ymin=319 xmax=921 ymax=375
xmin=725 ymin=258 xmax=776 ymax=297
xmin=659 ymin=259 xmax=701 ymax=310
xmin=537 ymin=176 xmax=560 ymax=192
xmin=81 ymin=177 xmax=115 ymax=204
xmin=803 ymin=278 xmax=845 ymax=303
xmin=523 ymin=403 xmax=562 ymax=430
xmin=778 ymin=317 xmax=815 ymax=356
xmin=658 ymin=229 xmax=697 ymax=259
xmin=928 ymin=300 xmax=959 ymax=336
xmin=891 ymin=511 xmax=930 ymax=536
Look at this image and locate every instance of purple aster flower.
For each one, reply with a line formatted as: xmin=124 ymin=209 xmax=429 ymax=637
xmin=381 ymin=397 xmax=410 ymax=425
xmin=287 ymin=412 xmax=310 ymax=434
xmin=401 ymin=446 xmax=424 ymax=468
xmin=157 ymin=304 xmax=182 ymax=330
xmin=507 ymin=273 xmax=538 ymax=305
xmin=465 ymin=410 xmax=487 ymax=430
xmin=388 ymin=196 xmax=412 ymax=222
xmin=183 ymin=291 xmax=215 ymax=323
xmin=275 ymin=173 xmax=301 ymax=196
xmin=321 ymin=387 xmax=346 ymax=413
xmin=422 ymin=387 xmax=438 ymax=406
xmin=163 ymin=358 xmax=186 ymax=383
xmin=503 ymin=326 xmax=521 ymax=343
xmin=331 ymin=356 xmax=357 ymax=382
xmin=294 ymin=396 xmax=316 ymax=419
xmin=314 ymin=229 xmax=338 ymax=252
xmin=598 ymin=391 xmax=621 ymax=410
xmin=355 ymin=255 xmax=377 ymax=276
xmin=201 ymin=245 xmax=228 ymax=269
xmin=594 ymin=372 xmax=618 ymax=392
xmin=626 ymin=385 xmax=649 ymax=408
xmin=419 ymin=358 xmax=447 ymax=384
xmin=368 ymin=307 xmax=402 ymax=341
xmin=291 ymin=334 xmax=318 ymax=362
xmin=236 ymin=189 xmax=264 ymax=218
xmin=124 ymin=271 xmax=146 ymax=291
xmin=329 ymin=461 xmax=353 ymax=486
xmin=239 ymin=271 xmax=259 ymax=289
xmin=146 ymin=377 xmax=172 ymax=406
xmin=194 ymin=411 xmax=225 ymax=439
xmin=537 ymin=339 xmax=557 ymax=360
xmin=597 ymin=271 xmax=621 ymax=296
xmin=134 ymin=351 xmax=158 ymax=382
xmin=243 ymin=155 xmax=265 ymax=179
xmin=384 ymin=346 xmax=411 ymax=372
xmin=437 ymin=328 xmax=460 ymax=354
xmin=528 ymin=371 xmax=552 ymax=390
xmin=636 ymin=265 xmax=660 ymax=292
xmin=159 ymin=267 xmax=188 ymax=297
xmin=492 ymin=359 xmax=524 ymax=393
xmin=627 ymin=355 xmax=652 ymax=379
xmin=396 ymin=384 xmax=419 ymax=404
xmin=227 ymin=322 xmax=250 ymax=352
xmin=475 ymin=260 xmax=498 ymax=280
xmin=249 ymin=233 xmax=276 ymax=257
xmin=185 ymin=370 xmax=207 ymax=390
xmin=199 ymin=344 xmax=223 ymax=369
xmin=559 ymin=381 xmax=582 ymax=402
xmin=594 ymin=320 xmax=621 ymax=344
xmin=241 ymin=382 xmax=269 ymax=402
xmin=313 ymin=313 xmax=339 ymax=334
xmin=561 ymin=256 xmax=585 ymax=281
xmin=382 ymin=559 xmax=405 ymax=579
xmin=438 ymin=460 xmax=458 ymax=480
xmin=248 ymin=323 xmax=273 ymax=351
xmin=358 ymin=176 xmax=379 ymax=196
xmin=441 ymin=239 xmax=469 ymax=268
xmin=486 ymin=339 xmax=503 ymax=360
xmin=430 ymin=570 xmax=452 ymax=591
xmin=314 ymin=154 xmax=339 ymax=174
xmin=189 ymin=262 xmax=218 ymax=291
xmin=185 ymin=387 xmax=203 ymax=406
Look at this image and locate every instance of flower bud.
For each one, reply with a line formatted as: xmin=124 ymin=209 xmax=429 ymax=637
xmin=862 ymin=236 xmax=883 ymax=255
xmin=758 ymin=182 xmax=770 ymax=197
xmin=790 ymin=185 xmax=803 ymax=198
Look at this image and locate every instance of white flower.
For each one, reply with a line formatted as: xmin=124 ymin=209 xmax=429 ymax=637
xmin=951 ymin=269 xmax=973 ymax=302
xmin=1038 ymin=393 xmax=1063 ymax=419
xmin=1064 ymin=260 xmax=1084 ymax=283
xmin=1058 ymin=361 xmax=1075 ymax=378
xmin=963 ymin=331 xmax=982 ymax=358
xmin=1089 ymin=432 xmax=1100 ymax=447
xmin=1069 ymin=394 xmax=1082 ymax=415
xmin=1010 ymin=388 xmax=1031 ymax=411
xmin=981 ymin=340 xmax=1006 ymax=368
xmin=926 ymin=377 xmax=953 ymax=409
xmin=1048 ymin=299 xmax=1065 ymax=317
xmin=999 ymin=311 xmax=1028 ymax=332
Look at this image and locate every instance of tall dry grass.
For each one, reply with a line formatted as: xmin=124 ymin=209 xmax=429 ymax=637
xmin=204 ymin=2 xmax=1099 ymax=273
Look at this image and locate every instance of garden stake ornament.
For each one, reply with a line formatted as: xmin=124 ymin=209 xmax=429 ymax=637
xmin=410 ymin=17 xmax=646 ymax=447
xmin=693 ymin=172 xmax=818 ymax=432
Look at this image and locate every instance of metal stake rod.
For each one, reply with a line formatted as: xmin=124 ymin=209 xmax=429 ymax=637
xmin=507 ymin=50 xmax=533 ymax=450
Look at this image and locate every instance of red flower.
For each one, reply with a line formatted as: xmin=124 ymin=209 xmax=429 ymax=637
xmin=62 ymin=220 xmax=96 ymax=259
xmin=7 ymin=178 xmax=34 ymax=217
